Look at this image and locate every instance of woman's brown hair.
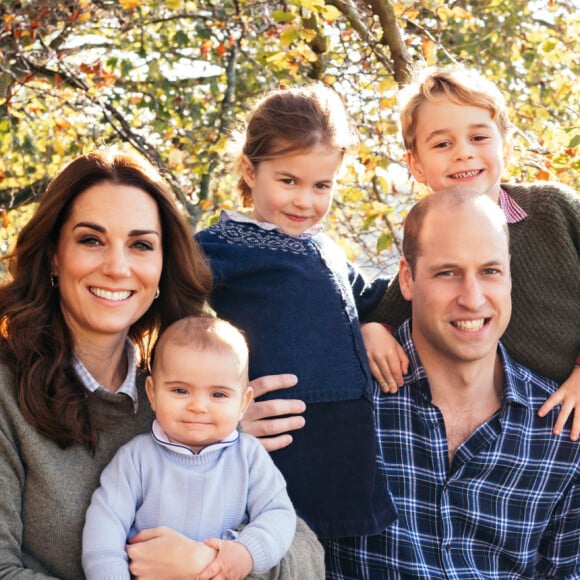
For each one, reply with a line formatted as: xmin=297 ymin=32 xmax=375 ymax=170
xmin=0 ymin=146 xmax=212 ymax=449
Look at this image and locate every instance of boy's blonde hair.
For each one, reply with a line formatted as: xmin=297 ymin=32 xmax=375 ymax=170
xmin=399 ymin=66 xmax=512 ymax=153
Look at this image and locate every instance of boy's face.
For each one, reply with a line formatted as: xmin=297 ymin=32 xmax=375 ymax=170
xmin=406 ymin=97 xmax=510 ymax=202
xmin=145 ymin=344 xmax=252 ymax=452
xmin=241 ymin=142 xmax=342 ymax=236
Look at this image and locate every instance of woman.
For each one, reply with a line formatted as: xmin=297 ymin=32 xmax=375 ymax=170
xmin=0 ymin=146 xmax=322 ymax=579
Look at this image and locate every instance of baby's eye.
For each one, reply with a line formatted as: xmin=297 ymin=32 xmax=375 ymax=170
xmin=172 ymin=387 xmax=188 ymax=395
xmin=211 ymin=391 xmax=228 ymax=399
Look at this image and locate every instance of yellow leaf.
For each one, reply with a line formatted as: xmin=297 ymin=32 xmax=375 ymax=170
xmin=379 ymin=96 xmax=397 ymax=110
xmin=119 ymin=0 xmax=141 ymax=10
xmin=422 ymin=36 xmax=436 ymax=63
xmin=321 ymin=5 xmax=342 ymax=21
xmin=450 ymin=6 xmax=472 ymax=20
xmin=436 ymin=6 xmax=451 ymax=23
xmin=165 ymin=0 xmax=182 ymax=9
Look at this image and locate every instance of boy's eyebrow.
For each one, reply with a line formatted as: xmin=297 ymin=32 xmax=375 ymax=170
xmin=424 ymin=123 xmax=495 ymax=142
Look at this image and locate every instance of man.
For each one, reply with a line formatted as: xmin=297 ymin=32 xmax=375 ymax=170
xmin=323 ymin=189 xmax=580 ymax=579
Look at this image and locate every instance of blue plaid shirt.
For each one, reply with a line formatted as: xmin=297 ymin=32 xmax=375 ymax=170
xmin=325 ymin=320 xmax=580 ymax=579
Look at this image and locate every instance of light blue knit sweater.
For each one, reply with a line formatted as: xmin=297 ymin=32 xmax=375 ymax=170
xmin=82 ymin=427 xmax=296 ymax=580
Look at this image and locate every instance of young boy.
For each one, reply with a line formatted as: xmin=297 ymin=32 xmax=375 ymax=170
xmin=364 ymin=66 xmax=580 ymax=438
xmin=82 ymin=316 xmax=296 ymax=580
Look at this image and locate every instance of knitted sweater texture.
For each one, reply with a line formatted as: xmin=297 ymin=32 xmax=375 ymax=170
xmin=368 ymin=182 xmax=580 ymax=384
xmin=82 ymin=430 xmax=296 ymax=579
xmin=0 ymin=363 xmax=154 ymax=579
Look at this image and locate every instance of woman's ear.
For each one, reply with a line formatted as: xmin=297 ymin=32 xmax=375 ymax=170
xmin=240 ymin=155 xmax=256 ymax=189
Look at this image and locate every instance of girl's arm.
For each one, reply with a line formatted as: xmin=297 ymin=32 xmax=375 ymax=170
xmin=538 ymin=364 xmax=580 ymax=441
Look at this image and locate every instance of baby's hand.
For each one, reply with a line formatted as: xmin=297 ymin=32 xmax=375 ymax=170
xmin=361 ymin=322 xmax=409 ymax=393
xmin=538 ymin=366 xmax=580 ymax=441
xmin=197 ymin=539 xmax=253 ymax=580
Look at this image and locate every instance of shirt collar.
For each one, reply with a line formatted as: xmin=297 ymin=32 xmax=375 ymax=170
xmin=396 ymin=319 xmax=529 ymax=408
xmin=499 ymin=187 xmax=528 ymax=223
xmin=73 ymin=339 xmax=138 ymax=410
xmin=151 ymin=419 xmax=239 ymax=455
xmin=219 ymin=209 xmax=323 ymax=238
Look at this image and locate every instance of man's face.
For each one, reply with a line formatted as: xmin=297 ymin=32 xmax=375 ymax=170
xmin=400 ymin=200 xmax=511 ymax=370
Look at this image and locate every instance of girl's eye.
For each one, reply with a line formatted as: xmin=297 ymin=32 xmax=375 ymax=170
xmin=281 ymin=178 xmax=295 ymax=185
xmin=315 ymin=183 xmax=330 ymax=191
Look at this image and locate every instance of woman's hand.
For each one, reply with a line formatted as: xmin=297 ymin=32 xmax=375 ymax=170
xmin=242 ymin=374 xmax=306 ymax=452
xmin=127 ymin=526 xmax=217 ymax=579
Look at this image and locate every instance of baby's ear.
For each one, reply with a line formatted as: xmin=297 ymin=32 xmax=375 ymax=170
xmin=145 ymin=376 xmax=156 ymax=411
xmin=240 ymin=385 xmax=254 ymax=418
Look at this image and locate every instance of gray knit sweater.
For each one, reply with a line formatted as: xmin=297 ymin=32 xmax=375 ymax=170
xmin=367 ymin=182 xmax=580 ymax=384
xmin=0 ymin=363 xmax=325 ymax=579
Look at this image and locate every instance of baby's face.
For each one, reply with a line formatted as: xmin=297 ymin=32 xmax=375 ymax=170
xmin=145 ymin=345 xmax=251 ymax=452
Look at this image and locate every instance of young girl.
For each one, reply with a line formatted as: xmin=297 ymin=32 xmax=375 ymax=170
xmin=196 ymin=85 xmax=402 ymax=540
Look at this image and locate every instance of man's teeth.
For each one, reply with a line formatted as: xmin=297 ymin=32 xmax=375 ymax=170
xmin=90 ymin=288 xmax=132 ymax=301
xmin=452 ymin=170 xmax=480 ymax=179
xmin=454 ymin=319 xmax=484 ymax=331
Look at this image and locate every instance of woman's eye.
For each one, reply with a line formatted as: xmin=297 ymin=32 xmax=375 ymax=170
xmin=133 ymin=240 xmax=154 ymax=251
xmin=79 ymin=236 xmax=102 ymax=246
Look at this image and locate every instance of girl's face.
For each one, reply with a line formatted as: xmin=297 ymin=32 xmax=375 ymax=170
xmin=52 ymin=182 xmax=163 ymax=348
xmin=242 ymin=143 xmax=343 ymax=236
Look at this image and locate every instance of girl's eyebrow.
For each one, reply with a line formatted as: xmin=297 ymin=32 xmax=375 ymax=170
xmin=72 ymin=222 xmax=160 ymax=237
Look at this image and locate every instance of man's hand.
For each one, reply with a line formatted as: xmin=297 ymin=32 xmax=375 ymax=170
xmin=242 ymin=374 xmax=306 ymax=452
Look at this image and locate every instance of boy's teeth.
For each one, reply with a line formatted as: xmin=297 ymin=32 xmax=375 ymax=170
xmin=90 ymin=288 xmax=132 ymax=301
xmin=454 ymin=319 xmax=484 ymax=331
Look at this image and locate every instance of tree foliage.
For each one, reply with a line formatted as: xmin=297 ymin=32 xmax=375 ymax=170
xmin=1 ymin=0 xmax=578 ymax=272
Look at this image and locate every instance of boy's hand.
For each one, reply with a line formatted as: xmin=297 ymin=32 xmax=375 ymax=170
xmin=197 ymin=539 xmax=253 ymax=580
xmin=538 ymin=366 xmax=580 ymax=441
xmin=361 ymin=323 xmax=409 ymax=393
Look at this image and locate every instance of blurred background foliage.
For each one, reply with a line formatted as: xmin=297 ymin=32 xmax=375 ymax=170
xmin=0 ymin=0 xmax=578 ymax=275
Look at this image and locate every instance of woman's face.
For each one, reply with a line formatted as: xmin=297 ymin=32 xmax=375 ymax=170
xmin=52 ymin=182 xmax=163 ymax=347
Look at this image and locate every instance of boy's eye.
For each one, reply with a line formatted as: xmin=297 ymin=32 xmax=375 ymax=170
xmin=433 ymin=141 xmax=451 ymax=149
xmin=473 ymin=135 xmax=490 ymax=142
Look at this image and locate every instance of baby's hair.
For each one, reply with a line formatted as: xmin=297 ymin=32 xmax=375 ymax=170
xmin=231 ymin=84 xmax=359 ymax=206
xmin=150 ymin=316 xmax=249 ymax=381
xmin=399 ymin=66 xmax=512 ymax=153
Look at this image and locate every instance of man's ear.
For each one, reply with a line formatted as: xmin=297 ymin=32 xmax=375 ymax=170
xmin=399 ymin=257 xmax=414 ymax=301
xmin=406 ymin=150 xmax=427 ymax=184
xmin=145 ymin=376 xmax=156 ymax=411
xmin=240 ymin=155 xmax=256 ymax=189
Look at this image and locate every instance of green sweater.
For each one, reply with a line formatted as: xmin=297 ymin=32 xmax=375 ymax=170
xmin=367 ymin=182 xmax=580 ymax=384
xmin=0 ymin=363 xmax=325 ymax=579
